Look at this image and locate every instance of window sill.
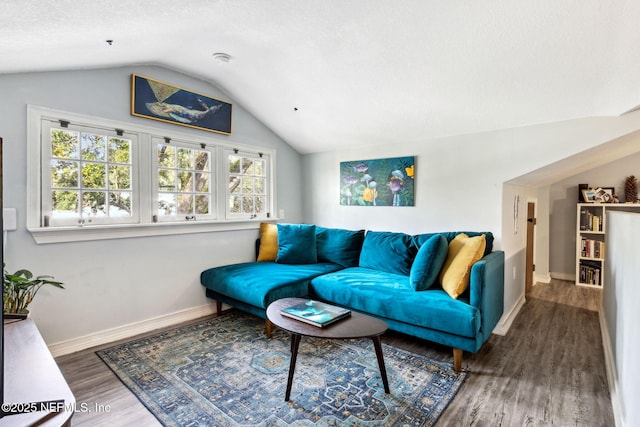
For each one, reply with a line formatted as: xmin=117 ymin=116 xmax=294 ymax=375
xmin=28 ymin=219 xmax=280 ymax=244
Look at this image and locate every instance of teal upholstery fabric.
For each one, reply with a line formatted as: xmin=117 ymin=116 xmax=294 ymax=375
xmin=468 ymin=251 xmax=504 ymax=338
xmin=201 ymin=226 xmax=505 ymax=357
xmin=316 ymin=227 xmax=365 ymax=267
xmin=200 ymin=261 xmax=342 ymax=309
xmin=359 ymin=231 xmax=416 ymax=275
xmin=276 ymin=223 xmax=317 ymax=264
xmin=409 ymin=234 xmax=448 ymax=290
xmin=377 ymin=314 xmax=482 ymax=353
xmin=310 ymin=267 xmax=480 ymax=338
xmin=413 ymin=231 xmax=494 ymax=257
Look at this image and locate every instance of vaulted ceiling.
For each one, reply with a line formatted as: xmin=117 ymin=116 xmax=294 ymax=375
xmin=2 ymin=1 xmax=640 ymax=154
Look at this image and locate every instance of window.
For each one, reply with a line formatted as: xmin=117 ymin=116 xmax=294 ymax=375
xmin=42 ymin=120 xmax=137 ymax=227
xmin=226 ymin=150 xmax=269 ymax=218
xmin=153 ymin=138 xmax=215 ymax=221
xmin=28 ymin=106 xmax=275 ymax=243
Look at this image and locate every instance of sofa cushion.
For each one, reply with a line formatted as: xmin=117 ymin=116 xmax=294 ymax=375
xmin=439 ymin=233 xmax=486 ymax=299
xmin=276 ymin=224 xmax=317 ymax=264
xmin=409 ymin=234 xmax=448 ymax=290
xmin=316 ymin=227 xmax=365 ymax=267
xmin=413 ymin=231 xmax=494 ymax=256
xmin=257 ymin=223 xmax=278 ymax=261
xmin=309 ymin=267 xmax=480 ymax=338
xmin=201 ymin=261 xmax=342 ymax=309
xmin=359 ymin=231 xmax=415 ymax=275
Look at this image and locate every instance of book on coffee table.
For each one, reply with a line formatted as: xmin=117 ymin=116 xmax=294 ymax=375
xmin=280 ymin=300 xmax=351 ymax=327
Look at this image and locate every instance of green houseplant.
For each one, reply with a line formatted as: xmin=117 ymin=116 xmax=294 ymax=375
xmin=3 ymin=263 xmax=64 ymax=318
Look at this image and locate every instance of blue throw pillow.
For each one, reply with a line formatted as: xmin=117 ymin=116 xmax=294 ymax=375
xmin=359 ymin=231 xmax=415 ymax=275
xmin=276 ymin=224 xmax=317 ymax=264
xmin=316 ymin=227 xmax=365 ymax=267
xmin=409 ymin=234 xmax=448 ymax=290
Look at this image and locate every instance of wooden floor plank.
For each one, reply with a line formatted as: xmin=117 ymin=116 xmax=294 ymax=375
xmin=55 ymin=279 xmax=613 ymax=426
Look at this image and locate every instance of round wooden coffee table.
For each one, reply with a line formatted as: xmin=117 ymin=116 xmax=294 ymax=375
xmin=266 ymin=297 xmax=390 ymax=401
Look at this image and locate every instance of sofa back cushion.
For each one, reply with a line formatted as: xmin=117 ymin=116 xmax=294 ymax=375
xmin=439 ymin=233 xmax=486 ymax=299
xmin=276 ymin=224 xmax=318 ymax=264
xmin=316 ymin=227 xmax=365 ymax=267
xmin=359 ymin=231 xmax=415 ymax=275
xmin=409 ymin=234 xmax=448 ymax=290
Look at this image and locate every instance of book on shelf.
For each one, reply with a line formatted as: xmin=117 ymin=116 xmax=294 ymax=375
xmin=281 ymin=300 xmax=351 ymax=327
xmin=579 ymin=260 xmax=602 ymax=286
xmin=580 ymin=237 xmax=605 ymax=259
xmin=580 ymin=209 xmax=603 ymax=231
xmin=580 ymin=208 xmax=588 ymax=230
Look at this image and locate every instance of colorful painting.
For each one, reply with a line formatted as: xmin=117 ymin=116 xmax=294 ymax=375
xmin=131 ymin=74 xmax=232 ymax=135
xmin=340 ymin=156 xmax=415 ymax=206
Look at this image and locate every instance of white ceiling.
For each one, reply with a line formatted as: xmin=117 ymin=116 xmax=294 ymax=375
xmin=2 ymin=1 xmax=640 ymax=154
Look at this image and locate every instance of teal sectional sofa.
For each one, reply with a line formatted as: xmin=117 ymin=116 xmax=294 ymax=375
xmin=200 ymin=224 xmax=504 ymax=371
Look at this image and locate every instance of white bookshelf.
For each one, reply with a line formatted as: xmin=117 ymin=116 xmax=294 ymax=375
xmin=576 ymin=203 xmax=640 ymax=288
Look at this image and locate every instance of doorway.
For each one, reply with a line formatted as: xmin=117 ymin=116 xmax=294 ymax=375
xmin=525 ymin=202 xmax=536 ymax=293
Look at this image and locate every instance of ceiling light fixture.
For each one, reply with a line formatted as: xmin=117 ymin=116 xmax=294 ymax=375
xmin=212 ymin=52 xmax=231 ymax=63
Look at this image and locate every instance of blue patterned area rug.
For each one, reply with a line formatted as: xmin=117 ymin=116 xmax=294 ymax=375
xmin=97 ymin=311 xmax=466 ymax=426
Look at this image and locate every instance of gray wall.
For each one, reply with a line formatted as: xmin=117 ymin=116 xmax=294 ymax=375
xmin=0 ymin=66 xmax=303 ymax=347
xmin=603 ymin=211 xmax=640 ymax=426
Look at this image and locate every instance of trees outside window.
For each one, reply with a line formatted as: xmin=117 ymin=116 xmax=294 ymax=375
xmin=45 ymin=124 xmax=134 ymax=226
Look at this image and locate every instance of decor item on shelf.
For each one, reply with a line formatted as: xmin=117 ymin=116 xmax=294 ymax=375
xmin=625 ymin=175 xmax=638 ymax=203
xmin=581 ymin=188 xmax=597 ymax=203
xmin=578 ymin=184 xmax=589 ymax=202
xmin=594 ymin=187 xmax=615 ymax=203
xmin=3 ymin=264 xmax=64 ymax=319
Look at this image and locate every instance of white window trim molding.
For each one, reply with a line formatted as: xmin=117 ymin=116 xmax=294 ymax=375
xmin=28 ymin=219 xmax=277 ymax=244
xmin=27 ymin=105 xmax=278 ymax=244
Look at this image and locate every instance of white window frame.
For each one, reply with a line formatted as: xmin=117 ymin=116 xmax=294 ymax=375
xmin=225 ymin=148 xmax=271 ymax=220
xmin=152 ymin=136 xmax=217 ymax=223
xmin=41 ymin=119 xmax=139 ymax=227
xmin=27 ymin=105 xmax=277 ymax=244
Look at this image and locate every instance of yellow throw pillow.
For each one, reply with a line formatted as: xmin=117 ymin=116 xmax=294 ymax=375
xmin=439 ymin=233 xmax=486 ymax=299
xmin=257 ymin=223 xmax=278 ymax=261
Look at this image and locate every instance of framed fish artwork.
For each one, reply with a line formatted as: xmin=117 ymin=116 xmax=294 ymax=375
xmin=131 ymin=74 xmax=232 ymax=135
xmin=340 ymin=156 xmax=415 ymax=206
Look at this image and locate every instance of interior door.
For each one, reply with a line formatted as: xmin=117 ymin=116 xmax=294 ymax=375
xmin=525 ymin=202 xmax=536 ymax=293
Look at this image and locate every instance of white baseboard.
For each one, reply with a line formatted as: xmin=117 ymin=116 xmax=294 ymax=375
xmin=550 ymin=272 xmax=575 ymax=282
xmin=492 ymin=294 xmax=526 ymax=336
xmin=599 ymin=306 xmax=624 ymax=427
xmin=48 ymin=303 xmax=218 ymax=358
xmin=534 ymin=272 xmax=552 ymax=284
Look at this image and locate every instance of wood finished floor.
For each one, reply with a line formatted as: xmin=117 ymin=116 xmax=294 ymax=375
xmin=56 ymin=280 xmax=613 ymax=426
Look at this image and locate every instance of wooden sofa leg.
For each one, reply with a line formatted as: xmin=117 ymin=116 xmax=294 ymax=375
xmin=453 ymin=348 xmax=463 ymax=372
xmin=265 ymin=319 xmax=273 ymax=338
xmin=216 ymin=300 xmax=222 ymax=315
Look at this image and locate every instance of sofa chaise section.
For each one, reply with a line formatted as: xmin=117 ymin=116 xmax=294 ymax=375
xmin=201 ymin=261 xmax=343 ymax=336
